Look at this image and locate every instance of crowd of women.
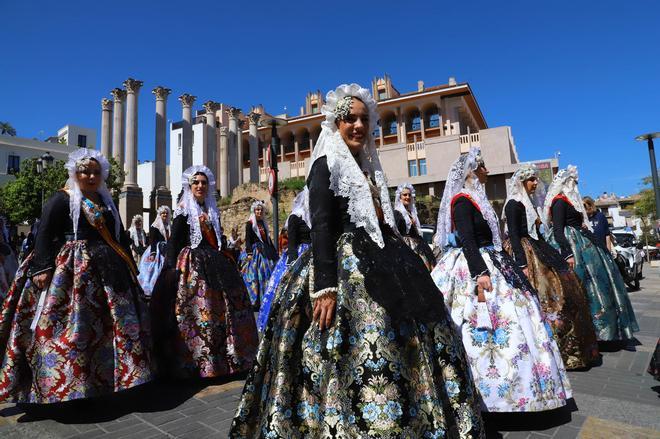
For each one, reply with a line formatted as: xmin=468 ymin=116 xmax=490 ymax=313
xmin=0 ymin=83 xmax=656 ymax=438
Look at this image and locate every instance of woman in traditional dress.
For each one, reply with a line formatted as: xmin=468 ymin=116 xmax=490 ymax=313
xmin=543 ymin=165 xmax=639 ymax=342
xmin=151 ymin=165 xmax=257 ymax=379
xmin=0 ymin=148 xmax=153 ymax=403
xmin=256 ymin=187 xmax=312 ymax=332
xmin=127 ymin=214 xmax=148 ymax=263
xmin=231 ymin=84 xmax=484 ymax=438
xmin=137 ymin=205 xmax=171 ymax=299
xmin=431 ymin=147 xmax=572 ymax=412
xmin=241 ymin=200 xmax=277 ymax=308
xmin=502 ymin=164 xmax=598 ymax=369
xmin=393 ymin=182 xmax=435 ymax=270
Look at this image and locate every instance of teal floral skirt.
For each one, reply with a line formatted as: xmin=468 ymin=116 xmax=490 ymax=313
xmin=230 ymin=231 xmax=484 ymax=438
xmin=547 ymin=226 xmax=639 ymax=341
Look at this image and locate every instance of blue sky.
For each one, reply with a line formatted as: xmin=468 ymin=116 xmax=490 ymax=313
xmin=1 ymin=0 xmax=659 ymax=197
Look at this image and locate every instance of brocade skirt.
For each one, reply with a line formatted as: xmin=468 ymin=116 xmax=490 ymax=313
xmin=503 ymin=237 xmax=599 ymax=369
xmin=0 ymin=240 xmax=154 ymax=403
xmin=547 ymin=226 xmax=639 ymax=341
xmin=230 ymin=231 xmax=484 ymax=438
xmin=241 ymin=243 xmax=275 ymax=307
xmin=402 ymin=236 xmax=436 ymax=271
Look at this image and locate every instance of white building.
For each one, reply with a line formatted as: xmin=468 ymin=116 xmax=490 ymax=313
xmin=0 ymin=135 xmax=78 ymax=185
xmin=137 ymin=160 xmax=171 ymax=224
xmin=56 ymin=125 xmax=97 ymax=149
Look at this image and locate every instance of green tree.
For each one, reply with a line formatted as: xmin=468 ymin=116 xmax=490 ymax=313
xmin=0 ymin=121 xmax=16 ymax=136
xmin=0 ymin=156 xmax=126 ymax=224
xmin=634 ymin=175 xmax=657 ymax=219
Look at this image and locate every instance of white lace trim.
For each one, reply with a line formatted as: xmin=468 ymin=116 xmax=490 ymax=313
xmin=542 ymin=165 xmax=593 ymax=232
xmin=285 ymin=187 xmax=311 ymax=229
xmin=502 ymin=164 xmax=541 ymax=240
xmin=173 ymin=165 xmax=222 ymax=249
xmin=248 ymin=200 xmax=270 ymax=243
xmin=64 ymin=148 xmax=119 ymax=240
xmin=309 ymin=84 xmax=396 ymax=249
xmin=151 ymin=205 xmax=171 ymax=241
xmin=309 ymin=287 xmax=338 ymax=300
xmin=394 ymin=183 xmax=421 ymax=234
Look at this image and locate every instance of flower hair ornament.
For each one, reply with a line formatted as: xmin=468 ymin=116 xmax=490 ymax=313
xmin=435 ymin=146 xmax=502 ymax=250
xmin=173 ymin=165 xmax=222 ymax=249
xmin=502 ymin=163 xmax=542 ymax=240
xmin=542 ymin=164 xmax=592 ymax=231
xmin=64 ymin=148 xmax=119 ymax=240
xmin=394 ymin=183 xmax=421 ymax=234
xmin=285 ymin=187 xmax=311 ymax=229
xmin=309 ymin=83 xmax=396 ymax=248
xmin=248 ymin=200 xmax=270 ymax=243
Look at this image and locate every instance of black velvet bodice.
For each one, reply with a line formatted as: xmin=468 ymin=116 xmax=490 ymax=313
xmin=452 ymin=195 xmax=493 ymax=278
xmin=31 ymin=190 xmax=130 ymax=276
xmin=551 ymin=198 xmax=583 ymax=259
xmin=286 ymin=214 xmax=311 ymax=262
xmin=394 ymin=209 xmax=421 ymax=239
xmin=166 ymin=214 xmax=218 ymax=268
xmin=148 ymin=226 xmax=167 ymax=253
xmin=505 ymin=199 xmax=531 ymax=267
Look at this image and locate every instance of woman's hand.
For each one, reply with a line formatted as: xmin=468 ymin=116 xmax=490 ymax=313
xmin=476 ymin=274 xmax=492 ymax=303
xmin=32 ymin=271 xmax=53 ymax=290
xmin=313 ymin=294 xmax=337 ymax=331
xmin=566 ymin=257 xmax=575 ymax=270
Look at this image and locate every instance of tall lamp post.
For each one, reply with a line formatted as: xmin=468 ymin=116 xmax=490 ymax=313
xmin=36 ymin=151 xmax=54 ymax=209
xmin=634 ymin=133 xmax=660 ymax=220
xmin=259 ymin=116 xmax=288 ymax=254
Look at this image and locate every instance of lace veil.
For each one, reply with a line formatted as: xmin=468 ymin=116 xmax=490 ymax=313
xmin=248 ymin=200 xmax=270 ymax=243
xmin=151 ymin=205 xmax=171 ymax=240
xmin=173 ymin=165 xmax=222 ymax=249
xmin=434 ymin=146 xmax=502 ymax=250
xmin=541 ymin=165 xmax=592 ymax=232
xmin=309 ymin=83 xmax=396 ymax=248
xmin=64 ymin=148 xmax=120 ymax=240
xmin=128 ymin=214 xmax=147 ymax=246
xmin=285 ymin=187 xmax=311 ymax=229
xmin=502 ymin=164 xmax=541 ymax=240
xmin=394 ymin=183 xmax=421 ymax=234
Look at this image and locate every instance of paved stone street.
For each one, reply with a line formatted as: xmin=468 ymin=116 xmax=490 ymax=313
xmin=0 ymin=269 xmax=658 ymax=438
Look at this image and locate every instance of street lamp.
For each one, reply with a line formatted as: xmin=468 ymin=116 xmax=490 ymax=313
xmin=36 ymin=151 xmax=54 ymax=208
xmin=259 ymin=116 xmax=288 ymax=254
xmin=634 ymin=133 xmax=660 ymax=220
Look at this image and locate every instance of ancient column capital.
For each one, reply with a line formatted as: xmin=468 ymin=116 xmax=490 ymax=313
xmin=226 ymin=106 xmax=242 ymax=119
xmin=123 ymin=78 xmax=144 ymax=94
xmin=179 ymin=93 xmax=197 ymax=108
xmin=101 ymin=98 xmax=113 ymax=111
xmin=247 ymin=111 xmax=261 ymax=126
xmin=219 ymin=126 xmax=228 ymax=135
xmin=110 ymin=88 xmax=127 ymax=102
xmin=152 ymin=86 xmax=172 ymax=101
xmin=203 ymin=100 xmax=220 ymax=114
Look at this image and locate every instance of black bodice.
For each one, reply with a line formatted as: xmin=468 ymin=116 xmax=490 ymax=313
xmin=166 ymin=214 xmax=218 ymax=267
xmin=551 ymin=198 xmax=583 ymax=259
xmin=452 ymin=195 xmax=493 ymax=278
xmin=286 ymin=214 xmax=311 ymax=262
xmin=505 ymin=199 xmax=531 ymax=267
xmin=394 ymin=209 xmax=421 ymax=239
xmin=148 ymin=226 xmax=167 ymax=253
xmin=31 ymin=190 xmax=130 ymax=275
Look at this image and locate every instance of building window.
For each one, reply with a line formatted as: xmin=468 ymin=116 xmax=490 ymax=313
xmin=410 ymin=115 xmax=421 ymax=131
xmin=311 ymin=103 xmax=318 ymax=114
xmin=388 ymin=120 xmax=397 ymax=135
xmin=419 ymin=158 xmax=427 ymax=176
xmin=77 ymin=134 xmax=87 ymax=148
xmin=371 ymin=127 xmax=380 ymax=138
xmin=7 ymin=154 xmax=20 ymax=174
xmin=378 ymin=89 xmax=387 ymax=100
xmin=178 ymin=133 xmax=182 ymax=150
xmin=428 ymin=114 xmax=440 ymax=128
xmin=408 ymin=160 xmax=418 ymax=177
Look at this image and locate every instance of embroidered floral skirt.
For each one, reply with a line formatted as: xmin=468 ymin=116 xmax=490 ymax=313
xmin=151 ymin=245 xmax=257 ymax=379
xmin=547 ymin=226 xmax=639 ymax=341
xmin=137 ymin=242 xmax=166 ymax=298
xmin=231 ymin=232 xmax=484 ymax=438
xmin=648 ymin=338 xmax=660 ymax=380
xmin=0 ymin=240 xmax=154 ymax=404
xmin=432 ymin=247 xmax=572 ymax=412
xmin=503 ymin=238 xmax=599 ymax=369
xmin=241 ymin=243 xmax=275 ymax=308
xmin=402 ymin=236 xmax=436 ymax=271
xmin=257 ymin=243 xmax=310 ymax=333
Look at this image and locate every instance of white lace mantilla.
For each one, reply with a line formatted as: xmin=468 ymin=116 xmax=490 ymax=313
xmin=286 ymin=187 xmax=311 ymax=229
xmin=542 ymin=165 xmax=593 ymax=232
xmin=394 ymin=183 xmax=421 ymax=234
xmin=502 ymin=164 xmax=541 ymax=240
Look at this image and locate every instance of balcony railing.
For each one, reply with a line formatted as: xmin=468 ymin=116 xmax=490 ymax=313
xmin=290 ymin=160 xmax=306 ymax=178
xmin=459 ymin=132 xmax=480 ymax=152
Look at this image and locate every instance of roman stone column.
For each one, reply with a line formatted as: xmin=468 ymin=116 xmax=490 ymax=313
xmin=203 ymin=100 xmax=219 ymax=177
xmin=237 ymin=119 xmax=244 ymax=185
xmin=119 ymin=78 xmax=144 ymax=225
xmin=226 ymin=107 xmax=241 ymax=192
xmin=150 ymin=86 xmax=173 ymax=217
xmin=179 ymin=94 xmax=196 ymax=170
xmin=247 ymin=111 xmax=261 ymax=183
xmin=110 ymin=88 xmax=126 ymax=167
xmin=100 ymin=98 xmax=113 ymax=158
xmin=219 ymin=126 xmax=229 ymax=197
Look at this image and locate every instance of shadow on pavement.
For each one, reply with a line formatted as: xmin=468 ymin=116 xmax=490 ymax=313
xmin=483 ymin=398 xmax=578 ymax=438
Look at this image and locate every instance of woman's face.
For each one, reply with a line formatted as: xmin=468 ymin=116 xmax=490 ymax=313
xmin=400 ymin=189 xmax=412 ymax=208
xmin=190 ymin=173 xmax=208 ymax=202
xmin=135 ymin=220 xmax=142 ymax=229
xmin=254 ymin=206 xmax=263 ymax=220
xmin=160 ymin=211 xmax=169 ymax=222
xmin=475 ymin=165 xmax=489 ymax=184
xmin=76 ymin=159 xmax=102 ymax=193
xmin=523 ymin=177 xmax=538 ymax=194
xmin=337 ymin=98 xmax=369 ymax=155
